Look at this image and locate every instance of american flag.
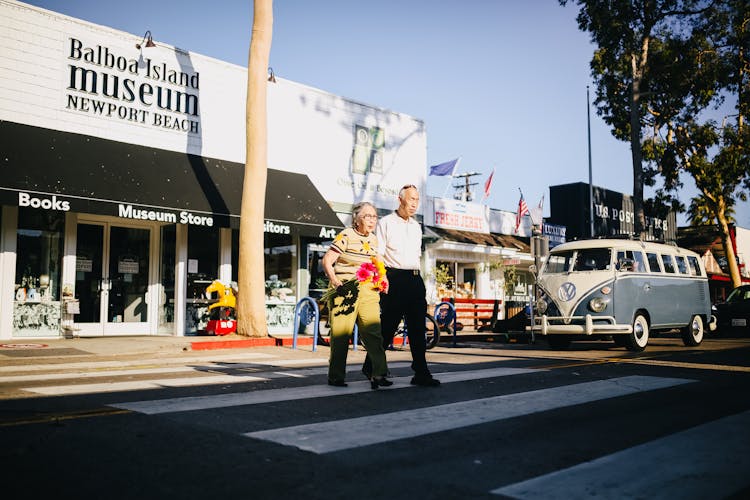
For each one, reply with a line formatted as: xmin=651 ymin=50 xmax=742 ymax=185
xmin=515 ymin=191 xmax=530 ymax=233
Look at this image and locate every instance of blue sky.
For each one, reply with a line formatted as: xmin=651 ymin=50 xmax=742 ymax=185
xmin=24 ymin=0 xmax=746 ymax=227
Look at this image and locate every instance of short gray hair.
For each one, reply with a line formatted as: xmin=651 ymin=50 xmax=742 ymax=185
xmin=399 ymin=184 xmax=418 ymax=199
xmin=352 ymin=201 xmax=376 ymax=226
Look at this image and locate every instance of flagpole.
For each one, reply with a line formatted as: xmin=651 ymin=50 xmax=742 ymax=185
xmin=587 ymin=85 xmax=594 ymax=238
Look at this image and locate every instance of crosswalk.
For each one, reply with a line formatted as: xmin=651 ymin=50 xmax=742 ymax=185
xmin=109 ymin=365 xmax=748 ymax=498
xmin=4 ymin=353 xmax=749 ymax=497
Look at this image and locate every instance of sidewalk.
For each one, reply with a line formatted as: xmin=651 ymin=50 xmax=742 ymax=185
xmin=0 ymin=333 xmax=319 ymax=360
xmin=0 ymin=329 xmax=517 ymax=362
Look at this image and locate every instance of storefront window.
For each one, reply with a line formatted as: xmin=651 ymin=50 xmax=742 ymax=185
xmin=13 ymin=209 xmax=64 ymax=336
xmin=306 ymin=240 xmax=332 ymax=299
xmin=158 ymin=225 xmax=176 ymax=333
xmin=231 ymin=229 xmax=296 ymax=332
xmin=185 ymin=226 xmax=219 ymax=334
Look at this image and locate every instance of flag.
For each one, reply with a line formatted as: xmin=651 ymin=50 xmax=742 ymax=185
xmin=530 ymin=194 xmax=544 ymax=225
xmin=515 ymin=190 xmax=530 ymax=233
xmin=483 ymin=169 xmax=495 ymax=200
xmin=429 ymin=158 xmax=459 ymax=176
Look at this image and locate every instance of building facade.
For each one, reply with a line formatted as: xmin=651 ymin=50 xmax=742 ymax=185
xmin=0 ymin=1 xmax=426 ymax=339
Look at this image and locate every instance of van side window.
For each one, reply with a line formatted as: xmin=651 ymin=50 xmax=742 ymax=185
xmin=661 ymin=254 xmax=676 ymax=273
xmin=616 ymin=250 xmax=646 ymax=272
xmin=675 ymin=255 xmax=689 ymax=274
xmin=647 ymin=252 xmax=661 ymax=273
xmin=687 ymin=256 xmax=702 ymax=276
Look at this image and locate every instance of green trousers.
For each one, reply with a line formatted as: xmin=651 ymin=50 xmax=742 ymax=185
xmin=328 ymin=284 xmax=388 ymax=382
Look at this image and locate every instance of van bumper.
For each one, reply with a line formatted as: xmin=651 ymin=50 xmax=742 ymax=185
xmin=526 ymin=314 xmax=633 ymax=336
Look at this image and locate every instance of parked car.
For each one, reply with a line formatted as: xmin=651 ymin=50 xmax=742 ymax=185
xmin=713 ymin=285 xmax=750 ymax=334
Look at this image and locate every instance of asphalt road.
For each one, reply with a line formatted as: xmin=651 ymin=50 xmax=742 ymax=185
xmin=1 ymin=334 xmax=749 ymax=499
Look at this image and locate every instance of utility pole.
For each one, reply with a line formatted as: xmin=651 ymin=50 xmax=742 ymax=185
xmin=452 ymin=172 xmax=480 ymax=202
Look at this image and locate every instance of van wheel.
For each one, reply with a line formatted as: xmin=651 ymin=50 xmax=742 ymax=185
xmin=681 ymin=315 xmax=704 ymax=347
xmin=627 ymin=314 xmax=649 ymax=352
xmin=547 ymin=335 xmax=571 ymax=349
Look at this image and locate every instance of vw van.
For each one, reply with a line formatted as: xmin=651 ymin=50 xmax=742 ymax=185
xmin=528 ymin=239 xmax=715 ymax=351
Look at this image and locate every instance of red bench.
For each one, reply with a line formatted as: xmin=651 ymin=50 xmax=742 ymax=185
xmin=440 ymin=298 xmax=501 ymax=331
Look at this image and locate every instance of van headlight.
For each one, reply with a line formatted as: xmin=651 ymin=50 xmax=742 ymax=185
xmin=535 ymin=297 xmax=548 ymax=314
xmin=588 ymin=297 xmax=609 ymax=312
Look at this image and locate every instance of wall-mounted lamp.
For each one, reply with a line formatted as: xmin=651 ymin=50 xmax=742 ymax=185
xmin=136 ymin=30 xmax=156 ymax=50
xmin=267 ymin=67 xmax=276 ymax=83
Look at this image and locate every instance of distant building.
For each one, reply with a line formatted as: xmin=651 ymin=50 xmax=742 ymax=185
xmin=547 ymin=182 xmax=676 ymax=242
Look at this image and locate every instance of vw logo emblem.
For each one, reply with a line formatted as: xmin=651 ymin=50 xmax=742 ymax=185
xmin=557 ymin=282 xmax=576 ymax=302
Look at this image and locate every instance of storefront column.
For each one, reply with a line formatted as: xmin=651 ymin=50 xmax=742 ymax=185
xmin=0 ymin=206 xmax=18 ymax=339
xmin=174 ymin=223 xmax=188 ymax=336
xmin=219 ymin=228 xmax=232 ymax=283
xmin=476 ymin=264 xmax=492 ymax=300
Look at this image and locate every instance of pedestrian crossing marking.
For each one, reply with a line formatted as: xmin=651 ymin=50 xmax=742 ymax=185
xmin=0 ymin=351 xmax=279 ymax=373
xmin=491 ymin=409 xmax=750 ymax=499
xmin=244 ymin=375 xmax=694 ymax=454
xmin=112 ymin=366 xmax=538 ymax=414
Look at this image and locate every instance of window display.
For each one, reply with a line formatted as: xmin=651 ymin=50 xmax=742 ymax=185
xmin=185 ymin=226 xmax=219 ymax=334
xmin=13 ymin=209 xmax=64 ymax=336
xmin=232 ymin=230 xmax=297 ymax=332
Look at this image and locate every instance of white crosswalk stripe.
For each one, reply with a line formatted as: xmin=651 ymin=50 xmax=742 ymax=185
xmin=491 ymin=409 xmax=750 ymax=499
xmin=244 ymin=375 xmax=693 ymax=454
xmin=14 ymin=356 xmax=333 ymax=396
xmin=112 ymin=366 xmax=539 ymax=414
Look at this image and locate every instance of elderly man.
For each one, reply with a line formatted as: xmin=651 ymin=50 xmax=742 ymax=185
xmin=363 ymin=184 xmax=440 ymax=387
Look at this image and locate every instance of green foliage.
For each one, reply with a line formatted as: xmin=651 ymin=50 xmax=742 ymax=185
xmin=431 ymin=263 xmax=454 ymax=288
xmin=562 ymin=0 xmax=750 ymax=237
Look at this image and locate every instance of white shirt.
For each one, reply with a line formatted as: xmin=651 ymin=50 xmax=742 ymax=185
xmin=376 ymin=212 xmax=422 ymax=270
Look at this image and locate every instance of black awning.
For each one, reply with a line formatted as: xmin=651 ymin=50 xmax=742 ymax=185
xmin=0 ymin=121 xmax=343 ymax=235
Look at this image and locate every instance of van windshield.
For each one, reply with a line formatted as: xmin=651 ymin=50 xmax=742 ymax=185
xmin=544 ymin=248 xmax=612 ymax=273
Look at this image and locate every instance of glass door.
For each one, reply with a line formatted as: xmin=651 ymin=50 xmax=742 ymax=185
xmin=75 ymin=222 xmax=151 ymax=336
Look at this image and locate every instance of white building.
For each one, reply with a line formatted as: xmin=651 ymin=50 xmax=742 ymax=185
xmin=0 ymin=1 xmax=426 ymax=339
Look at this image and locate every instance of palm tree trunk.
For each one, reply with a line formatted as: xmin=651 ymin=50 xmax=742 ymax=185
xmin=237 ymin=0 xmax=273 ymax=336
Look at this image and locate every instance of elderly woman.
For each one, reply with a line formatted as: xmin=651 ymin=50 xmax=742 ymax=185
xmin=322 ymin=201 xmax=392 ymax=389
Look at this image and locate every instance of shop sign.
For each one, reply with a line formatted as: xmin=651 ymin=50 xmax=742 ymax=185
xmin=431 ymin=198 xmax=490 ymax=233
xmin=118 ymin=204 xmax=214 ymax=226
xmin=118 ymin=257 xmax=139 ymax=274
xmin=264 ymin=220 xmax=291 ymax=235
xmin=18 ymin=192 xmax=70 ymax=211
xmin=65 ymin=38 xmax=201 ymax=135
xmin=543 ymin=223 xmax=567 ymax=248
xmin=76 ymin=257 xmax=93 ymax=272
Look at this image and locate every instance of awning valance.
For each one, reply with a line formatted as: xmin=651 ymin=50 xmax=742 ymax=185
xmin=0 ymin=121 xmax=343 ymax=236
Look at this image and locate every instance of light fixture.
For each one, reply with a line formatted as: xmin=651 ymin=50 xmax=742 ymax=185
xmin=267 ymin=67 xmax=276 ymax=83
xmin=136 ymin=30 xmax=156 ymax=50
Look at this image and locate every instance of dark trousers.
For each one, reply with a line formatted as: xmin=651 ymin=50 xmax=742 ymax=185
xmin=363 ymin=268 xmax=431 ymax=377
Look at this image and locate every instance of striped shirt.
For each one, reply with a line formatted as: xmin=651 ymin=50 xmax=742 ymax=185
xmin=331 ymin=227 xmax=378 ymax=281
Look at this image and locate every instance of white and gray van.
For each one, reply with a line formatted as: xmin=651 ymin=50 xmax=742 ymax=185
xmin=529 ymin=238 xmax=715 ymax=351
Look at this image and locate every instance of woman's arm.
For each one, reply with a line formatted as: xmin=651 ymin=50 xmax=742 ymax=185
xmin=321 ymin=249 xmax=343 ymax=289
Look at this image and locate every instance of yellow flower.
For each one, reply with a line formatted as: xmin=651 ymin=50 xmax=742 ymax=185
xmin=362 ymin=241 xmax=372 ymax=253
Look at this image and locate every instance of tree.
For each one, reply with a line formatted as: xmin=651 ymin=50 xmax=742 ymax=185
xmin=641 ymin=0 xmax=750 ymax=287
xmin=560 ymin=0 xmax=707 ymax=236
xmin=237 ymin=0 xmax=273 ymax=336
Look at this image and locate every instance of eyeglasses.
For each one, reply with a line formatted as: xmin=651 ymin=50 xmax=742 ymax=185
xmin=361 ymin=214 xmax=378 ymax=220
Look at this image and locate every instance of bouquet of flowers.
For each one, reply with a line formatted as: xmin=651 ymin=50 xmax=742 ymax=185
xmin=322 ymin=256 xmax=389 ymax=305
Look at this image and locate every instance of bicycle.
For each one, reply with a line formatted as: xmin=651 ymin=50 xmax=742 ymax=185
xmin=392 ymin=312 xmax=441 ymax=350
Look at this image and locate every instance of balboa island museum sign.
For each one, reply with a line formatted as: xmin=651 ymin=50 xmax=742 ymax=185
xmin=65 ymin=38 xmax=201 ymax=134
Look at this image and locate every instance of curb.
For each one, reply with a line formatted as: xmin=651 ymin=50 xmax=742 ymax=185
xmin=190 ymin=336 xmax=315 ymax=351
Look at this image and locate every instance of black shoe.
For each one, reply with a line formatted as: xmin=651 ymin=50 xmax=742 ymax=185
xmin=370 ymin=376 xmax=394 ymax=390
xmin=410 ymin=375 xmax=440 ymax=387
xmin=328 ymin=379 xmax=347 ymax=387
